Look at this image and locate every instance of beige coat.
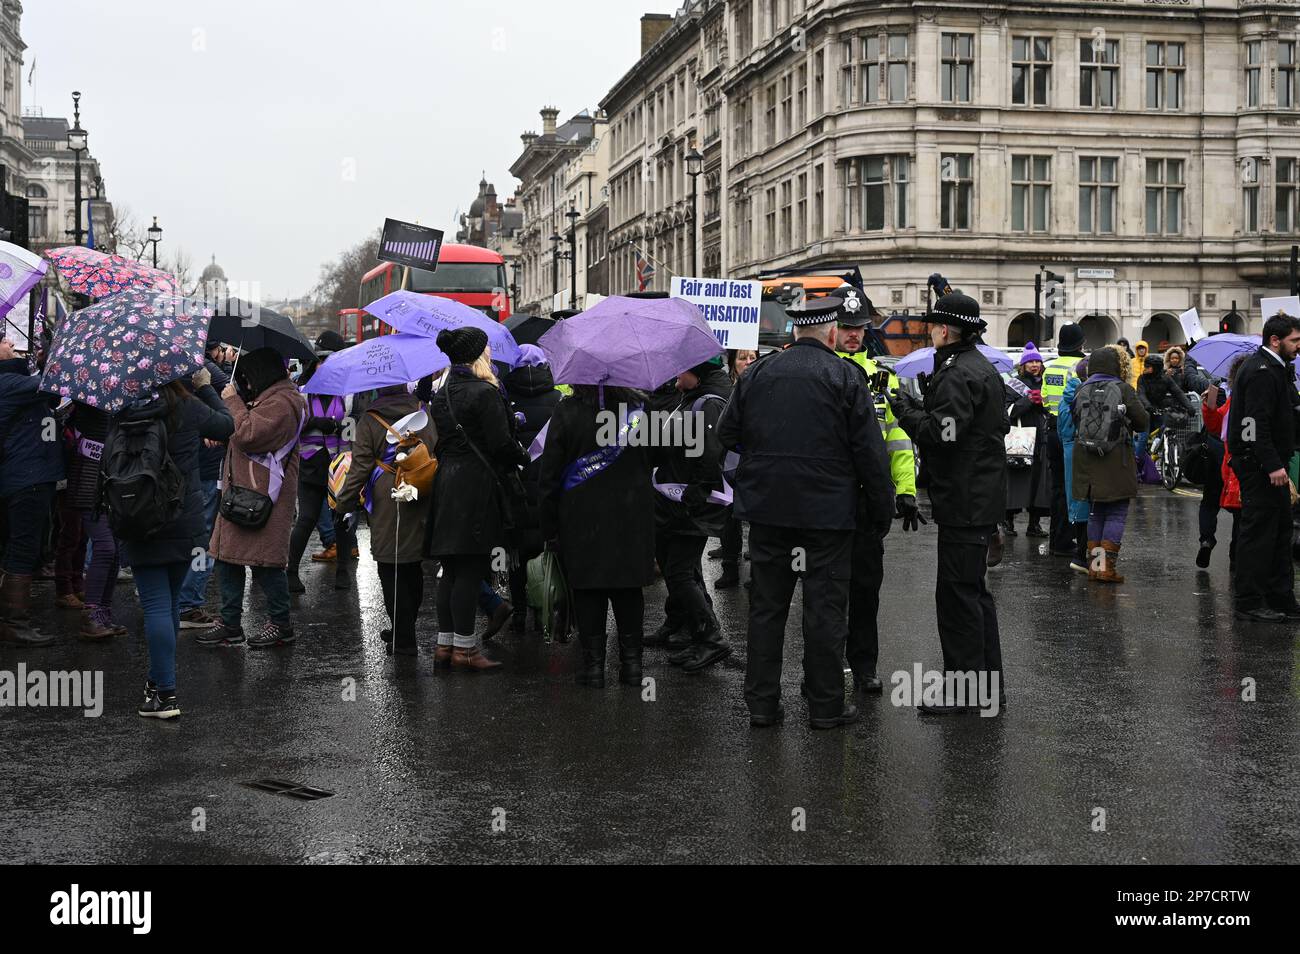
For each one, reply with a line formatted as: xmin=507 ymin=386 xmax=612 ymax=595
xmin=209 ymin=378 xmax=306 ymax=568
xmin=336 ymin=391 xmax=436 ymax=564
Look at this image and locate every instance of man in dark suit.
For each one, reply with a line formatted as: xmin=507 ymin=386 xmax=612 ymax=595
xmin=1227 ymin=313 xmax=1300 ymax=622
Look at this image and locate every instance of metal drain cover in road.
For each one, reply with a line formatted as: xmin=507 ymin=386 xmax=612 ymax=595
xmin=241 ymin=778 xmax=335 ymax=801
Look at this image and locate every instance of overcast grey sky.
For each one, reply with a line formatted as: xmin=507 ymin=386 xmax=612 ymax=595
xmin=25 ymin=0 xmax=662 ymax=302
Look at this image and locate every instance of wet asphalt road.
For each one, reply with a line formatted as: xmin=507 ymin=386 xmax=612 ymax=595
xmin=1 ymin=486 xmax=1298 ymax=865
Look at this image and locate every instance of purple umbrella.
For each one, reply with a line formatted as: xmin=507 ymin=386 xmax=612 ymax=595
xmin=302 ymin=334 xmax=449 ymax=396
xmin=0 ymin=240 xmax=48 ymax=321
xmin=361 ymin=290 xmax=521 ymax=366
xmin=1188 ymin=333 xmax=1258 ymax=378
xmin=893 ymin=343 xmax=1014 ymax=379
xmin=40 ymin=289 xmax=210 ymax=413
xmin=538 ymin=295 xmax=722 ymax=388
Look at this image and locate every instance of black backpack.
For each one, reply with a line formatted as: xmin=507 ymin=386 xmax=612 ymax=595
xmin=1075 ymin=380 xmax=1130 ymax=457
xmin=100 ymin=416 xmax=184 ymax=541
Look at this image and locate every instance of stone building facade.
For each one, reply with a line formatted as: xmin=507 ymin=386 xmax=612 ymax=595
xmin=723 ymin=0 xmax=1300 ymax=346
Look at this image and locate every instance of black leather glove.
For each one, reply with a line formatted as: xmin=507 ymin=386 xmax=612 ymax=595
xmin=895 ymin=494 xmax=927 ymax=532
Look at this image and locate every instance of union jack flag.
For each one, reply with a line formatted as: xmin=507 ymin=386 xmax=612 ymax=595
xmin=635 ymin=250 xmax=655 ymax=292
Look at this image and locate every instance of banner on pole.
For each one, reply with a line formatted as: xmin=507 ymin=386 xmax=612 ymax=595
xmin=670 ymin=276 xmax=761 ymax=350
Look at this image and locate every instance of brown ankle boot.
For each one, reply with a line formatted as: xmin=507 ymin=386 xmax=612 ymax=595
xmin=1098 ymin=541 xmax=1124 ymax=583
xmin=433 ymin=643 xmax=454 ymax=668
xmin=1085 ymin=540 xmax=1104 ymax=581
xmin=79 ymin=606 xmax=116 ymax=641
xmin=0 ymin=572 xmax=33 ymax=621
xmin=452 ymin=644 xmax=502 ymax=672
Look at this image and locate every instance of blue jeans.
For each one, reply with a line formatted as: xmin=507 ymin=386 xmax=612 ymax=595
xmin=217 ymin=560 xmax=291 ymax=629
xmin=318 ymin=499 xmax=335 ymax=548
xmin=178 ymin=479 xmax=220 ymax=611
xmin=134 ymin=562 xmax=188 ymax=691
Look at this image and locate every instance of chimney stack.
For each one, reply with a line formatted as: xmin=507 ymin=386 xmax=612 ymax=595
xmin=641 ymin=13 xmax=673 ymax=56
xmin=521 ymin=130 xmax=537 ymax=148
xmin=540 ymin=107 xmax=559 ymax=137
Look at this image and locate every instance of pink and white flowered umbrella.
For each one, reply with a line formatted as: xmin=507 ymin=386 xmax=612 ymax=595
xmin=43 ymin=246 xmax=178 ymax=299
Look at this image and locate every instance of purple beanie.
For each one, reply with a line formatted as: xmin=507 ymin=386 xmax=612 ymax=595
xmin=1019 ymin=341 xmax=1044 ymax=366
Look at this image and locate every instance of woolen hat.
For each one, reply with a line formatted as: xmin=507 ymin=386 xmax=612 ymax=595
xmin=925 ymin=292 xmax=986 ymax=332
xmin=436 ymin=326 xmax=490 ymax=365
xmin=315 ymin=330 xmax=347 ymax=354
xmin=1057 ymin=323 xmax=1086 ymax=353
xmin=1018 ymin=341 xmax=1044 ymax=366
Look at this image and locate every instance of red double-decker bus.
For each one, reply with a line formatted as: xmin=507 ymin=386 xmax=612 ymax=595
xmin=341 ymin=243 xmax=511 ymax=342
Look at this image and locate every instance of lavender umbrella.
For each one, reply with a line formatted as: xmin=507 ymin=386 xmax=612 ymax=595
xmin=362 ymin=290 xmax=521 ymax=366
xmin=893 ymin=343 xmax=1014 ymax=379
xmin=302 ymin=334 xmax=449 ymax=396
xmin=1187 ymin=333 xmax=1258 ymax=379
xmin=0 ymin=240 xmax=48 ymax=320
xmin=538 ymin=295 xmax=722 ymax=389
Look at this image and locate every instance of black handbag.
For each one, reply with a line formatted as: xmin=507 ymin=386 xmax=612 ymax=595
xmin=219 ymin=413 xmax=303 ymax=529
xmin=220 ymin=459 xmax=274 ymax=529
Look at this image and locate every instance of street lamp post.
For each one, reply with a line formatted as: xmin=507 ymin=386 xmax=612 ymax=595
xmin=685 ymin=147 xmax=703 ymax=275
xmin=565 ymin=202 xmax=580 ymax=310
xmin=509 ymin=261 xmax=520 ymax=315
xmin=549 ymin=232 xmax=562 ymax=306
xmin=66 ymin=92 xmax=88 ymax=247
xmin=147 ymin=216 xmax=163 ymax=268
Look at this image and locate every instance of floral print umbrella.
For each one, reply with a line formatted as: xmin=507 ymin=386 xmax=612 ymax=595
xmin=40 ymin=289 xmax=211 ymax=413
xmin=43 ymin=246 xmax=178 ymax=299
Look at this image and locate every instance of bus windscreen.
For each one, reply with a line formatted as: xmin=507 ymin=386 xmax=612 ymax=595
xmin=407 ymin=263 xmax=505 ymax=293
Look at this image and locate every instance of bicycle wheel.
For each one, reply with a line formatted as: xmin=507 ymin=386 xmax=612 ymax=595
xmin=1161 ymin=435 xmax=1182 ymax=490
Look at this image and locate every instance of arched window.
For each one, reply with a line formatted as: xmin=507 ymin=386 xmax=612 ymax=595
xmin=1142 ymin=312 xmax=1185 ymax=347
xmin=1078 ymin=313 xmax=1119 ymax=348
xmin=1007 ymin=312 xmax=1038 ymax=347
xmin=25 ymin=183 xmax=47 ymax=199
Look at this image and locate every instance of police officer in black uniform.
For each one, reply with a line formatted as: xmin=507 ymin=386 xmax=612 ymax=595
xmin=718 ymin=296 xmax=894 ymax=729
xmin=888 ymin=293 xmax=1008 ymax=715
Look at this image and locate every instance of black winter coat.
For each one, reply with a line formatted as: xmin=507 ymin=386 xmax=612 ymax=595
xmin=65 ymin=405 xmax=111 ymax=510
xmin=1138 ymin=372 xmax=1190 ymax=415
xmin=539 ymin=395 xmax=655 ymax=590
xmin=425 ymin=368 xmax=530 ymax=557
xmin=197 ymin=359 xmax=230 ymax=482
xmin=1227 ymin=346 xmax=1300 ymax=474
xmin=718 ymin=338 xmax=893 ymax=532
xmin=505 ymin=364 xmax=561 ymax=554
xmin=653 ymin=367 xmax=732 ymax=537
xmin=892 ymin=340 xmax=1009 ymax=528
xmin=120 ymin=385 xmax=234 ymax=568
xmin=0 ymin=357 xmax=64 ymax=496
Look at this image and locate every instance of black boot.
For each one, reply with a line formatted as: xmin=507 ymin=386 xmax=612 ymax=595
xmin=682 ymin=621 xmax=732 ymax=673
xmin=617 ymin=632 xmax=642 ymax=686
xmin=575 ymin=628 xmax=606 ymax=687
xmin=334 ymin=555 xmax=353 ymax=590
xmin=286 ymin=570 xmax=305 ymax=594
xmin=715 ymin=563 xmax=740 ymax=589
xmin=1002 ymin=514 xmax=1018 ymax=536
xmin=1026 ymin=517 xmax=1048 ymax=538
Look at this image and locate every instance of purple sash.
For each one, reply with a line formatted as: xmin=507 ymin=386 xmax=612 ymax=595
xmin=301 ymin=394 xmax=345 ymax=460
xmin=246 ymin=411 xmax=305 ymax=503
xmin=560 ymin=405 xmax=642 ymax=491
xmin=361 ymin=442 xmax=399 ymax=514
xmin=651 ymin=471 xmax=733 ymax=506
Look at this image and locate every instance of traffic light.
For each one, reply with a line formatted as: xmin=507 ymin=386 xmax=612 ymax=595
xmin=1040 ymin=270 xmax=1066 ymax=340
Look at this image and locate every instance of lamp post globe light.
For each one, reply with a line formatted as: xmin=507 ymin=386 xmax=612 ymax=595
xmin=147 ymin=216 xmax=163 ymax=269
xmin=66 ymin=92 xmax=88 ymax=247
xmin=549 ymin=232 xmax=562 ymax=303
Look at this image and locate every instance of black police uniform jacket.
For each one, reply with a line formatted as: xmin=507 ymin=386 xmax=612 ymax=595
xmin=717 ymin=338 xmax=894 ymax=532
xmin=893 ymin=340 xmax=1008 ymax=528
xmin=1227 ymin=346 xmax=1300 ymax=475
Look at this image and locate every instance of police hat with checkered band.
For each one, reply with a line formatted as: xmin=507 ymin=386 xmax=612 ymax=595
xmin=833 ymin=285 xmax=875 ymax=329
xmin=785 ymin=295 xmax=843 ymax=327
xmin=925 ymin=292 xmax=987 ymax=332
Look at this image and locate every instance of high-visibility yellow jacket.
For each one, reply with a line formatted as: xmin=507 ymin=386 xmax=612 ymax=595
xmin=1040 ymin=354 xmax=1080 ymax=416
xmin=839 ymin=350 xmax=917 ymax=497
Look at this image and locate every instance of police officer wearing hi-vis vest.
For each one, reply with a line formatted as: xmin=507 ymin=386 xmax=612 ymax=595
xmin=1040 ymin=322 xmax=1088 ymax=557
xmin=718 ymin=295 xmax=894 ymax=730
xmin=889 ymin=293 xmax=1007 ymax=714
xmin=833 ymin=285 xmax=921 ymax=694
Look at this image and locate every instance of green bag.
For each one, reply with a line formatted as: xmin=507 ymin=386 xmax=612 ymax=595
xmin=526 ymin=549 xmax=571 ymax=642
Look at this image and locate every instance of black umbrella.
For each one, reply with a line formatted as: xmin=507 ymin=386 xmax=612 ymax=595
xmin=504 ymin=313 xmax=555 ymax=347
xmin=207 ymin=299 xmax=316 ymax=364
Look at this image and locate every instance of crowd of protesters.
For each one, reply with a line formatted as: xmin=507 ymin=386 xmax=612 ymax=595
xmin=2 ymin=291 xmax=1299 ymax=728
